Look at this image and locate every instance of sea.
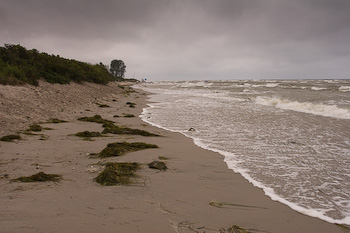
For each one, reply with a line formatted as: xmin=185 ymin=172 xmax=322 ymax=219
xmin=135 ymin=79 xmax=350 ymax=225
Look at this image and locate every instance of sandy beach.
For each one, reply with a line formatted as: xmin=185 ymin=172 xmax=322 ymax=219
xmin=0 ymin=82 xmax=348 ymax=233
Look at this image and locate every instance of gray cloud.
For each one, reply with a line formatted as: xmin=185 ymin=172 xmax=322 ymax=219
xmin=1 ymin=0 xmax=349 ymax=80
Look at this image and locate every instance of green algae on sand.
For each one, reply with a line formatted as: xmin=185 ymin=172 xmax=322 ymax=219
xmin=95 ymin=162 xmax=140 ymax=186
xmin=75 ymin=131 xmax=103 ymax=138
xmin=148 ymin=161 xmax=167 ymax=171
xmin=12 ymin=172 xmax=62 ymax=182
xmin=0 ymin=134 xmax=21 ymax=142
xmin=78 ymin=115 xmax=159 ymax=136
xmin=97 ymin=142 xmax=159 ymax=158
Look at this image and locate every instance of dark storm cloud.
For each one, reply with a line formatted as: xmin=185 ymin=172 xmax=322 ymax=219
xmin=1 ymin=0 xmax=349 ymax=80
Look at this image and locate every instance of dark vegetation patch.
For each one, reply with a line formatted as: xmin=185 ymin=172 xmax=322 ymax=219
xmin=26 ymin=124 xmax=53 ymax=132
xmin=12 ymin=172 xmax=62 ymax=182
xmin=95 ymin=162 xmax=140 ymax=186
xmin=75 ymin=131 xmax=103 ymax=138
xmin=0 ymin=44 xmax=120 ymax=85
xmin=123 ymin=114 xmax=135 ymax=118
xmin=46 ymin=118 xmax=67 ymax=123
xmin=78 ymin=115 xmax=159 ymax=136
xmin=97 ymin=142 xmax=159 ymax=158
xmin=113 ymin=114 xmax=120 ymax=118
xmin=0 ymin=134 xmax=21 ymax=142
xmin=39 ymin=135 xmax=49 ymax=140
xmin=98 ymin=103 xmax=110 ymax=108
xmin=102 ymin=122 xmax=159 ymax=136
xmin=126 ymin=102 xmax=136 ymax=108
xmin=219 ymin=225 xmax=251 ymax=233
xmin=148 ymin=161 xmax=167 ymax=171
xmin=27 ymin=124 xmax=42 ymax=132
xmin=78 ymin=115 xmax=113 ymax=125
xmin=158 ymin=156 xmax=169 ymax=160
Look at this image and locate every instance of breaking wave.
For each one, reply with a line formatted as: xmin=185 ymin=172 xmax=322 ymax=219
xmin=255 ymin=96 xmax=350 ymax=120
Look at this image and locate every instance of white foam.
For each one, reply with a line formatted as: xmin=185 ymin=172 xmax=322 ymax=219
xmin=311 ymin=87 xmax=327 ymax=91
xmin=184 ymin=132 xmax=350 ymax=225
xmin=339 ymin=86 xmax=350 ymax=92
xmin=177 ymin=81 xmax=213 ymax=88
xmin=137 ymin=81 xmax=350 ymax=224
xmin=255 ymin=96 xmax=350 ymax=120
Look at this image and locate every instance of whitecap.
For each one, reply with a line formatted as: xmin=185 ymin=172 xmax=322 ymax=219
xmin=311 ymin=87 xmax=327 ymax=91
xmin=255 ymin=96 xmax=350 ymax=120
xmin=339 ymin=86 xmax=350 ymax=92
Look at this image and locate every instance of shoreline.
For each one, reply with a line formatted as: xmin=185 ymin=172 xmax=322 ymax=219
xmin=0 ymin=82 xmax=348 ymax=232
xmin=138 ymin=86 xmax=350 ymax=226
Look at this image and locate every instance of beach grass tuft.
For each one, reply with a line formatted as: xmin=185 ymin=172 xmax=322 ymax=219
xmin=12 ymin=172 xmax=62 ymax=182
xmin=0 ymin=134 xmax=21 ymax=142
xmin=97 ymin=142 xmax=159 ymax=158
xmin=95 ymin=162 xmax=140 ymax=186
xmin=148 ymin=161 xmax=167 ymax=171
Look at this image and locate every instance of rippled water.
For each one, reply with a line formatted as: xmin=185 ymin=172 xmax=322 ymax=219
xmin=136 ymin=79 xmax=350 ymax=224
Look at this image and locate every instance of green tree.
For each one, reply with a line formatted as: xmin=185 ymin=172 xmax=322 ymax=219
xmin=110 ymin=59 xmax=126 ymax=78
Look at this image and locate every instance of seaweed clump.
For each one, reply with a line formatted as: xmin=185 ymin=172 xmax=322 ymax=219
xmin=75 ymin=131 xmax=103 ymax=138
xmin=148 ymin=161 xmax=167 ymax=171
xmin=219 ymin=225 xmax=250 ymax=233
xmin=78 ymin=115 xmax=113 ymax=124
xmin=0 ymin=134 xmax=21 ymax=142
xmin=98 ymin=142 xmax=159 ymax=158
xmin=47 ymin=118 xmax=67 ymax=123
xmin=27 ymin=124 xmax=43 ymax=132
xmin=123 ymin=114 xmax=135 ymax=118
xmin=126 ymin=102 xmax=136 ymax=108
xmin=12 ymin=172 xmax=62 ymax=182
xmin=102 ymin=122 xmax=159 ymax=136
xmin=78 ymin=115 xmax=159 ymax=136
xmin=98 ymin=104 xmax=110 ymax=108
xmin=26 ymin=124 xmax=52 ymax=132
xmin=95 ymin=162 xmax=140 ymax=185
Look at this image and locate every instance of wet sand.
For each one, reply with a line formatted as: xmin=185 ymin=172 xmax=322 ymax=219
xmin=0 ymin=82 xmax=347 ymax=232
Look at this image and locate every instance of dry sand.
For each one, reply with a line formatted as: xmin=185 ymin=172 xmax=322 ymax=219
xmin=0 ymin=81 xmax=348 ymax=233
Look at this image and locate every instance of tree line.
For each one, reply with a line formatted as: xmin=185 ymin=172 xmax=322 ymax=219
xmin=0 ymin=44 xmax=126 ymax=85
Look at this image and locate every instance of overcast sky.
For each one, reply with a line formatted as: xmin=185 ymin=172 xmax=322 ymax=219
xmin=1 ymin=0 xmax=349 ymax=81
